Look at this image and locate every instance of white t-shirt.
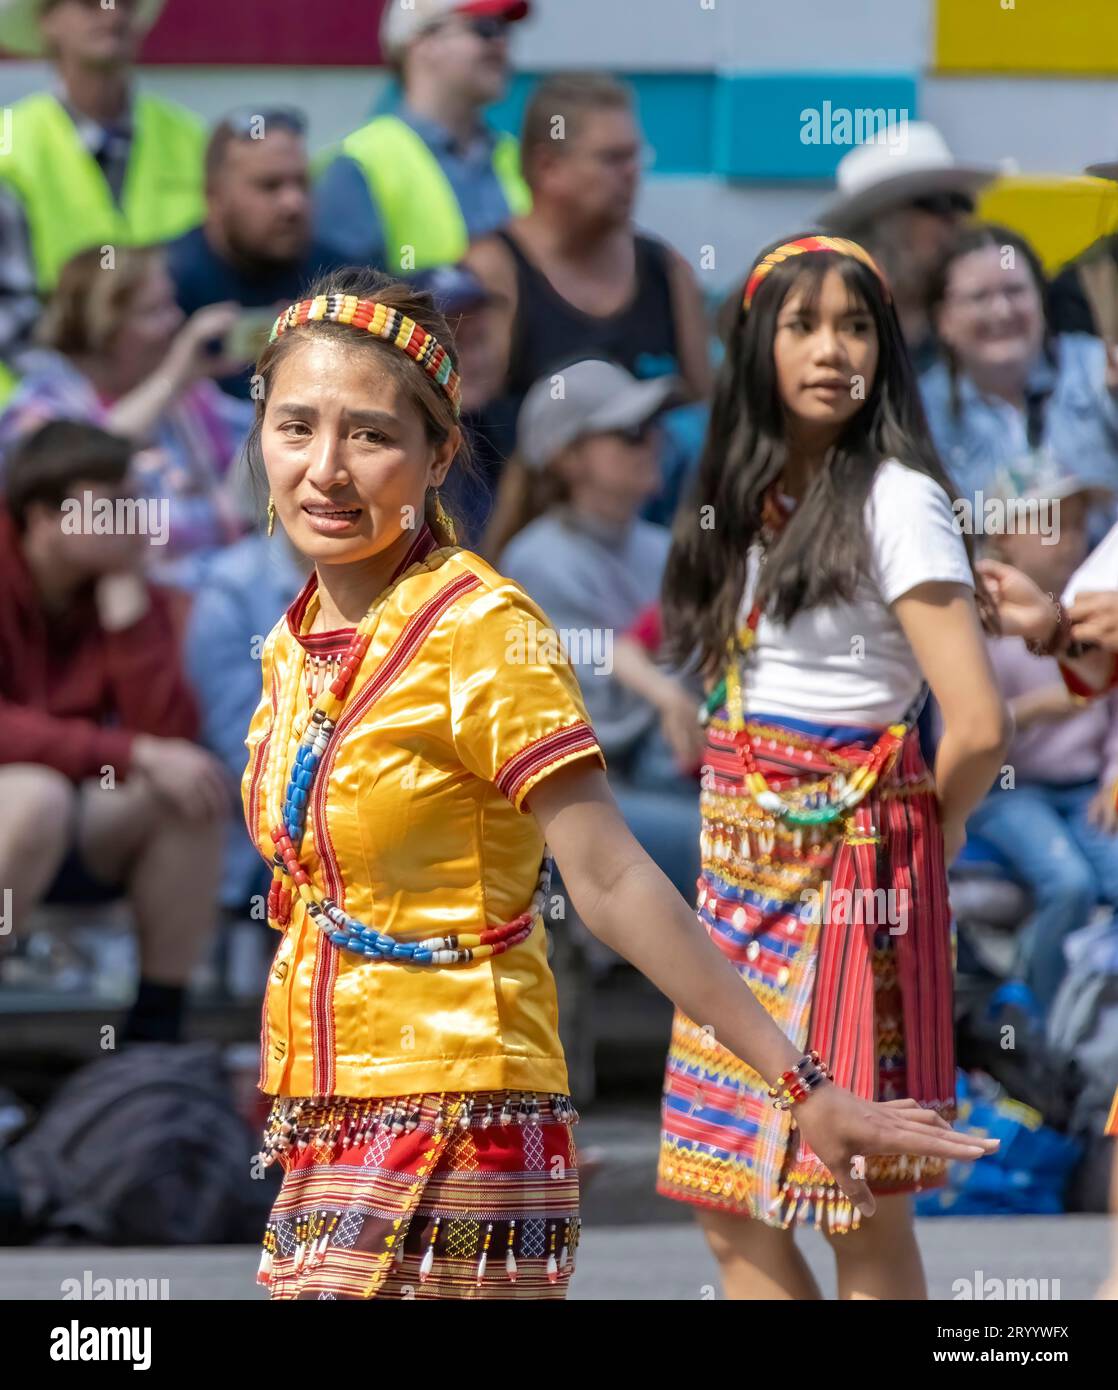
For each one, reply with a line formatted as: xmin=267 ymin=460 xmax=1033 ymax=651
xmin=1064 ymin=517 xmax=1118 ymax=604
xmin=738 ymin=460 xmax=974 ymax=726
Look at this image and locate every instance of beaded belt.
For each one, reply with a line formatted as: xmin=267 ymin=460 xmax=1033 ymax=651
xmin=257 ymin=1090 xmax=579 ymax=1167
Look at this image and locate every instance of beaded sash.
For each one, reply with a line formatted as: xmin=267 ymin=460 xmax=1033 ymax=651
xmin=262 ymin=546 xmax=551 ymax=964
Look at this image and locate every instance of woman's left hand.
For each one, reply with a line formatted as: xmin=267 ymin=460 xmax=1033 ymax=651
xmin=792 ymin=1089 xmax=999 ymax=1220
xmin=976 ymin=558 xmax=1056 ymax=642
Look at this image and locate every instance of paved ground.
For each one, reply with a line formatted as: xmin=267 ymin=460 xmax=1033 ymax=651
xmin=2 ymin=1215 xmax=1107 ymax=1301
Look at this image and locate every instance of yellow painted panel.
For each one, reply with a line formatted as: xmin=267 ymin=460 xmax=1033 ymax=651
xmin=936 ymin=0 xmax=1118 ymax=75
xmin=976 ymin=176 xmax=1118 ymax=272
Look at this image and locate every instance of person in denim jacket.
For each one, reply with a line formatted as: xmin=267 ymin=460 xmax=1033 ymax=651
xmin=920 ymin=224 xmax=1118 ymax=539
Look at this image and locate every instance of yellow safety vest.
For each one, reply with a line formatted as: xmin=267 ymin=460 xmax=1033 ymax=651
xmin=340 ymin=113 xmax=531 ymax=272
xmin=0 ymin=91 xmax=205 ymax=291
xmin=0 ymin=358 xmax=16 ymax=409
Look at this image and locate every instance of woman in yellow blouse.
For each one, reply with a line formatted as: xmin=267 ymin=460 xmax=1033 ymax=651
xmin=242 ymin=268 xmax=997 ymax=1300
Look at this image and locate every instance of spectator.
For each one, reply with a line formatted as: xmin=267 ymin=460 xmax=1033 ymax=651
xmin=1049 ymin=157 xmax=1118 ymax=341
xmin=315 ymin=0 xmax=532 ymax=273
xmin=465 ymin=73 xmax=712 ymax=408
xmin=184 ymin=526 xmax=308 ymax=915
xmin=497 ymin=358 xmax=700 ymax=901
xmin=166 ymin=108 xmax=347 ymax=402
xmin=965 ymin=462 xmax=1118 ymax=1014
xmin=410 ymin=263 xmax=510 ymax=544
xmin=0 ymin=420 xmax=227 ymax=1043
xmin=818 ymin=123 xmax=995 ymax=369
xmin=922 ymin=224 xmax=1118 ymax=525
xmin=0 ymin=0 xmax=204 ymax=386
xmin=0 ymin=245 xmax=253 ymax=588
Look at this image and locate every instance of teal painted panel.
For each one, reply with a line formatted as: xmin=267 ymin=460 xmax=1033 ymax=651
xmin=385 ymin=71 xmax=916 ymax=181
xmin=713 ymin=72 xmax=919 ymax=180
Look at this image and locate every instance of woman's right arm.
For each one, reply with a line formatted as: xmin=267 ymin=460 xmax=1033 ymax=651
xmin=893 ymin=581 xmax=1013 ymax=860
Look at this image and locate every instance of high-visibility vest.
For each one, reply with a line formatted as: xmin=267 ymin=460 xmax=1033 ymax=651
xmin=0 ymin=91 xmax=206 ymax=291
xmin=0 ymin=359 xmax=16 ymax=409
xmin=340 ymin=113 xmax=530 ymax=271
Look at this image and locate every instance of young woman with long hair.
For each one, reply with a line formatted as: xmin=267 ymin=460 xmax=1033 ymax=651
xmin=241 ymin=264 xmax=997 ymax=1300
xmin=656 ymin=235 xmax=1012 ymax=1299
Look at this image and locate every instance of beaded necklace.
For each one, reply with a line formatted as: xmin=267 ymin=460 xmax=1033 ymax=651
xmin=264 ymin=548 xmax=553 ymax=963
xmin=701 ymin=488 xmax=915 ymax=828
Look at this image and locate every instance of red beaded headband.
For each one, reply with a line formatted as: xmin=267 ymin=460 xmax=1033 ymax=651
xmin=269 ymin=294 xmax=462 ymax=415
xmin=742 ymin=235 xmax=891 ymax=311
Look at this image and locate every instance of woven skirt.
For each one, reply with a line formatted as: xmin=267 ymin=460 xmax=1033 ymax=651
xmin=658 ymin=713 xmax=957 ymax=1234
xmin=257 ymin=1090 xmax=581 ymax=1299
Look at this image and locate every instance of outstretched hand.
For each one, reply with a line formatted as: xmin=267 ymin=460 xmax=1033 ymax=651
xmin=792 ymin=1085 xmax=999 ymax=1219
xmin=976 ymin=558 xmax=1055 ymax=643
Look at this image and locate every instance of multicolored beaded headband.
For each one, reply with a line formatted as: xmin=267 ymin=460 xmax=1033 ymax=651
xmin=742 ymin=235 xmax=891 ymax=311
xmin=269 ymin=294 xmax=462 ymax=415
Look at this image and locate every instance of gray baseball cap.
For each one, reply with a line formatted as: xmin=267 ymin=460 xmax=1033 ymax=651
xmin=516 ymin=359 xmax=683 ymax=471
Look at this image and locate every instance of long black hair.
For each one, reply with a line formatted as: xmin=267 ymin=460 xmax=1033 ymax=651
xmin=662 ymin=232 xmax=983 ymax=679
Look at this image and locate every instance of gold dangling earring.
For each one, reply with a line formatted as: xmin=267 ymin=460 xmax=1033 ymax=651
xmin=266 ymin=496 xmax=276 ymax=538
xmin=433 ymin=488 xmax=457 ymax=546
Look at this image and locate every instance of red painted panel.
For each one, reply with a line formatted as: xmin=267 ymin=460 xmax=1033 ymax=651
xmin=138 ymin=0 xmax=389 ymax=66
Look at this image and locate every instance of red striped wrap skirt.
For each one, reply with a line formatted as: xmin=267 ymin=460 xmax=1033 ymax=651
xmin=257 ymin=1090 xmax=581 ymax=1299
xmin=658 ymin=713 xmax=957 ymax=1234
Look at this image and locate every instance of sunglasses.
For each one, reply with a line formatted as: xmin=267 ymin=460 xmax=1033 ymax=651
xmin=428 ymin=14 xmax=510 ymax=41
xmin=222 ymin=106 xmax=308 ymax=139
xmin=910 ymin=191 xmax=975 ymax=218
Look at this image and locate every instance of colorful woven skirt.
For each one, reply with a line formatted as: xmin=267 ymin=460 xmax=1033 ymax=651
xmin=658 ymin=712 xmax=957 ymax=1234
xmin=257 ymin=1090 xmax=581 ymax=1299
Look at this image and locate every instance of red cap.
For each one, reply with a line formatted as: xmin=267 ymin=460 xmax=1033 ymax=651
xmin=458 ymin=0 xmax=531 ymax=19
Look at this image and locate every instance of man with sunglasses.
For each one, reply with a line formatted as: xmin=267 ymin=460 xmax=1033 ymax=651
xmin=818 ymin=122 xmax=995 ymax=370
xmin=315 ymin=0 xmax=532 ymax=274
xmin=0 ymin=0 xmax=204 ymax=398
xmin=166 ymin=108 xmax=345 ymax=400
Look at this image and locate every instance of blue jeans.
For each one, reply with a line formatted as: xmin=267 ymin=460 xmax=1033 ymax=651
xmin=967 ymin=780 xmax=1118 ymax=1009
xmin=609 ymin=727 xmax=701 ymax=903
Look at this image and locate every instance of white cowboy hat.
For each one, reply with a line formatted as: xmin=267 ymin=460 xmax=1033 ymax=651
xmin=0 ymin=0 xmax=166 ymax=56
xmin=817 ymin=122 xmax=997 ymax=232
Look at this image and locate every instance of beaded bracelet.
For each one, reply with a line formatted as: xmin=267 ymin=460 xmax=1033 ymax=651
xmin=767 ymin=1050 xmax=834 ymax=1111
xmin=1025 ymin=595 xmax=1070 ymax=658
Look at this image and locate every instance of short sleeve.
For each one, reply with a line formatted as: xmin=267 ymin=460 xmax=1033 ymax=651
xmin=450 ymin=582 xmax=606 ymax=812
xmin=866 ymin=461 xmax=974 ymax=606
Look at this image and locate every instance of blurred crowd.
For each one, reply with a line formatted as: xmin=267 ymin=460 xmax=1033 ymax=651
xmin=3 ymin=0 xmax=1118 ymax=1079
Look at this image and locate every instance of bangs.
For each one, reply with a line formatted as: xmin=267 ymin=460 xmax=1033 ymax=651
xmin=778 ymin=255 xmax=875 ymax=317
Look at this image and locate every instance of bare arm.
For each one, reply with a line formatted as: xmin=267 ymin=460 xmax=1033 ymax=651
xmin=526 ymin=761 xmax=998 ymax=1212
xmin=977 ymin=558 xmax=1118 ymax=694
xmin=892 ymin=581 xmax=1012 ymax=859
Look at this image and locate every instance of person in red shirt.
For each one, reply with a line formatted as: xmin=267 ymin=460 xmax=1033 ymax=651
xmin=0 ymin=420 xmax=227 ymax=1042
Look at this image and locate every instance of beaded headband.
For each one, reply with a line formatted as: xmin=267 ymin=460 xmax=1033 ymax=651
xmin=742 ymin=235 xmax=890 ymax=311
xmin=269 ymin=294 xmax=462 ymax=415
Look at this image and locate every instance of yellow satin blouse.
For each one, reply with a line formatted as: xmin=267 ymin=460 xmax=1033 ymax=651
xmin=241 ymin=541 xmax=605 ymax=1099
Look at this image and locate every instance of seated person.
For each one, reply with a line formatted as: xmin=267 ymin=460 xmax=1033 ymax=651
xmin=965 ymin=463 xmax=1118 ymax=1014
xmin=497 ymin=358 xmax=700 ymax=901
xmin=185 ymin=524 xmax=309 ymax=915
xmin=166 ymin=107 xmax=346 ymax=401
xmin=922 ymin=223 xmax=1118 ymax=540
xmin=0 ymin=421 xmax=228 ymax=1043
xmin=0 ymin=244 xmax=253 ymax=590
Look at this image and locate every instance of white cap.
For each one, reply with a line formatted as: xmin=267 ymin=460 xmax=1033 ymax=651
xmin=380 ymin=0 xmax=529 ymax=61
xmin=517 ymin=359 xmax=683 ymax=472
xmin=817 ymin=122 xmax=997 ymax=232
xmin=0 ymin=0 xmax=165 ymax=56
